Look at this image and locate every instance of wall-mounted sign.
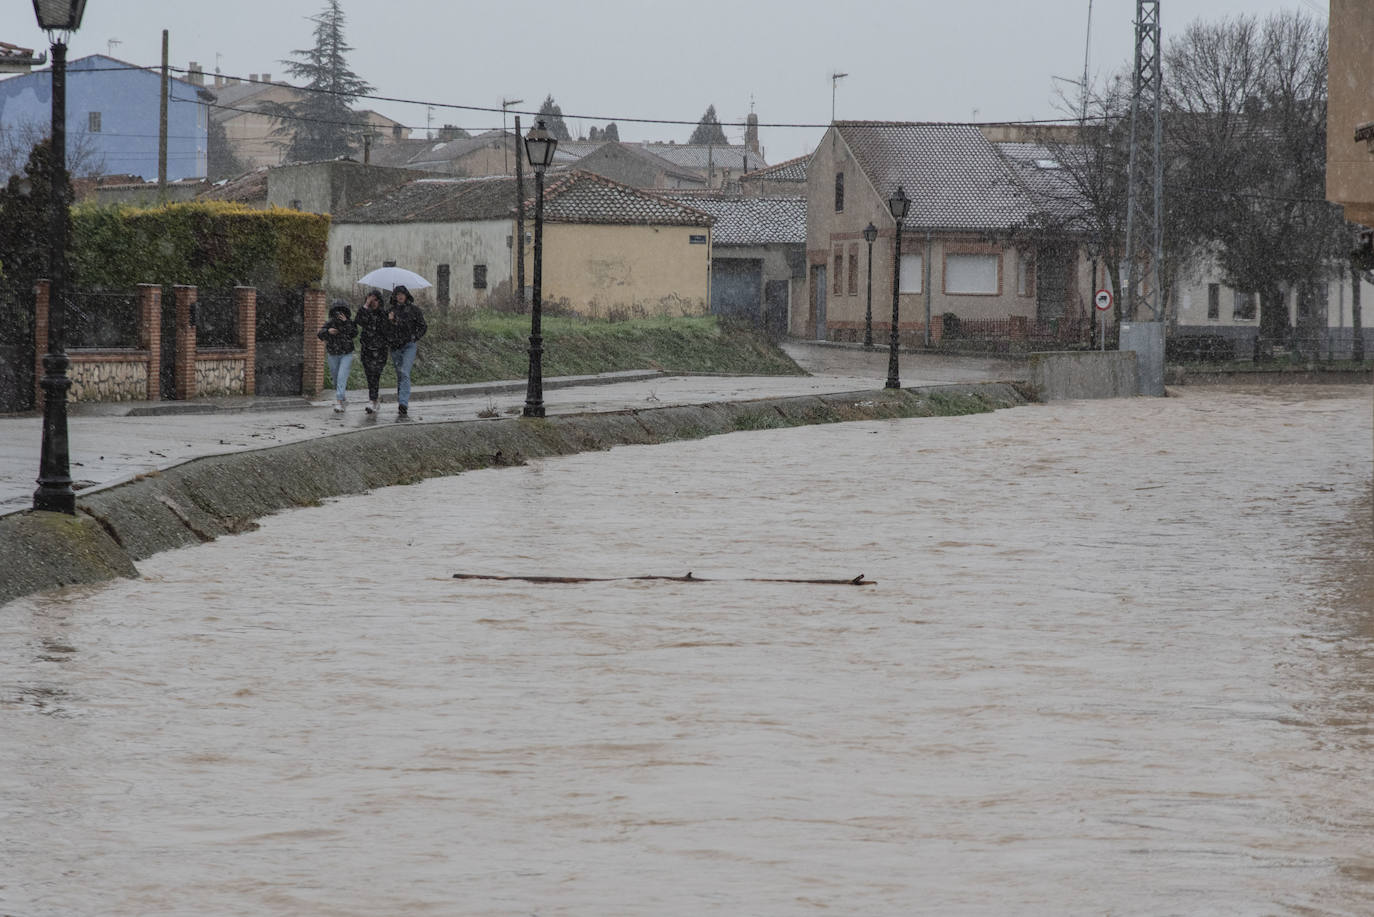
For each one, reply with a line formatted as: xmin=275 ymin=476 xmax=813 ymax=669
xmin=689 ymin=234 xmax=707 ymax=245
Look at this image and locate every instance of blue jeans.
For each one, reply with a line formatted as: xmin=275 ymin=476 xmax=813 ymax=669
xmin=390 ymin=342 xmax=417 ymax=407
xmin=326 ymin=352 xmax=354 ymax=401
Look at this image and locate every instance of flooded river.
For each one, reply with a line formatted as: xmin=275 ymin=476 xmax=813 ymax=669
xmin=3 ymin=386 xmax=1372 ymax=916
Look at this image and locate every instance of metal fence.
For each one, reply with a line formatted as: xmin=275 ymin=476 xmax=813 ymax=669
xmin=194 ymin=289 xmax=239 ymax=348
xmin=67 ymin=290 xmax=140 ymax=350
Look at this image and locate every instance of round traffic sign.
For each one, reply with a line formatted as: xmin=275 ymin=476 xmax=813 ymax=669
xmin=1094 ymin=289 xmax=1113 ymax=311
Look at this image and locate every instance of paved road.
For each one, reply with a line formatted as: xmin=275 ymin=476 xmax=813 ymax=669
xmin=0 ymin=342 xmax=1024 ymax=515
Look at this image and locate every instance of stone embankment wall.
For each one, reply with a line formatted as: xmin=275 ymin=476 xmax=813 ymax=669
xmin=1028 ymin=351 xmax=1139 ymax=401
xmin=0 ymin=383 xmax=1032 ymax=605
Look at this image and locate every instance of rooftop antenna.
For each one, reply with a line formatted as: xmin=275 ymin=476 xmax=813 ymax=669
xmin=1081 ymin=0 xmax=1094 ymax=122
xmin=107 ymin=38 xmax=121 ymax=56
xmin=830 ymin=71 xmax=848 ymax=122
xmin=501 ymin=97 xmax=524 ymax=172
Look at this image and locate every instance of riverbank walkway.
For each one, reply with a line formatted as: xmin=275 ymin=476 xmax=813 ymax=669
xmin=0 ymin=343 xmax=1023 ymax=517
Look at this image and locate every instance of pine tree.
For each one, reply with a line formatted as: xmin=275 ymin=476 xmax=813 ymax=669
xmin=602 ymin=122 xmax=620 ymax=142
xmin=536 ymin=95 xmax=572 ymax=142
xmin=689 ymin=105 xmax=728 ymax=145
xmin=263 ymin=0 xmax=374 ymax=163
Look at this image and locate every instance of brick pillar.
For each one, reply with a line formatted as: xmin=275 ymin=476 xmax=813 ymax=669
xmin=930 ymin=313 xmax=944 ymax=344
xmin=33 ymin=280 xmax=49 ymax=409
xmin=174 ymin=285 xmax=198 ymax=400
xmin=1010 ymin=314 xmax=1029 ymax=341
xmin=138 ymin=283 xmax=162 ymax=402
xmin=302 ymin=288 xmax=326 ymax=397
xmin=235 ymin=286 xmax=257 ymax=395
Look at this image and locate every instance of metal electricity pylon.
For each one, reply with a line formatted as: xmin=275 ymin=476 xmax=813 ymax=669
xmin=1123 ymin=0 xmax=1163 ymax=322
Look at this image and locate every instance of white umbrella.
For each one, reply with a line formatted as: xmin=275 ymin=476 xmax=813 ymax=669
xmin=356 ymin=266 xmax=432 ymax=291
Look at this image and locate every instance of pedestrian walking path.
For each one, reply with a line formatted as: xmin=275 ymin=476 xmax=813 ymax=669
xmin=0 ymin=343 xmax=1023 ymax=516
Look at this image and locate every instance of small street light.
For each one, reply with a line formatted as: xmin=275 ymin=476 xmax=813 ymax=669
xmin=885 ymin=186 xmax=910 ymax=390
xmin=31 ymin=0 xmax=87 ymax=514
xmin=862 ymin=222 xmax=878 ymax=349
xmin=522 ymin=119 xmax=558 ymax=418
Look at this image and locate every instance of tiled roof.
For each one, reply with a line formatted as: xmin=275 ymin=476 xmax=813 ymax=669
xmin=334 ymin=175 xmax=517 ymax=223
xmin=740 ymin=154 xmax=808 ymax=183
xmin=835 ymin=121 xmax=1070 ymax=231
xmin=638 ymin=143 xmax=766 ymax=173
xmin=662 ymin=194 xmax=805 ymax=245
xmin=334 ymin=171 xmax=713 ymax=227
xmin=540 ymin=172 xmax=713 ymax=226
xmin=993 ymin=141 xmax=1090 ymax=227
xmin=198 ymin=167 xmax=269 ymax=203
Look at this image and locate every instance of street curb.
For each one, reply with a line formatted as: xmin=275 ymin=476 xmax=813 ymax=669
xmin=1 ymin=381 xmax=1033 ymax=606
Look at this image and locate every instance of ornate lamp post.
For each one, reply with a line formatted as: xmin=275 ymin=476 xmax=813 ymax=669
xmin=32 ymin=0 xmax=86 ymax=514
xmin=521 ymin=119 xmax=557 ymax=418
xmin=862 ymin=222 xmax=878 ymax=349
xmin=885 ymin=186 xmax=910 ymax=390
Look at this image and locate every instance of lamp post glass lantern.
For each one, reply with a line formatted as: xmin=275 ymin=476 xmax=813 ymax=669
xmin=862 ymin=222 xmax=878 ymax=349
xmin=522 ymin=119 xmax=557 ymax=418
xmin=885 ymin=187 xmax=910 ymax=390
xmin=31 ymin=0 xmax=86 ymax=514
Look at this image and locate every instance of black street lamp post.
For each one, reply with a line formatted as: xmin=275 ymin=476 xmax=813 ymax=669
xmin=862 ymin=222 xmax=878 ymax=349
xmin=521 ymin=119 xmax=557 ymax=418
xmin=885 ymin=187 xmax=910 ymax=390
xmin=32 ymin=0 xmax=86 ymax=515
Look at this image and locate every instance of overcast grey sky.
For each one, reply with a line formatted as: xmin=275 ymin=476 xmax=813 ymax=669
xmin=17 ymin=0 xmax=1329 ymax=161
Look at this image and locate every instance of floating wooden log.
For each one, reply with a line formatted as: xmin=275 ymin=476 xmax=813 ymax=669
xmin=452 ymin=572 xmax=874 ymax=586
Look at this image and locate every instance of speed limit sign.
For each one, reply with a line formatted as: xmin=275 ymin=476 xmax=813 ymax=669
xmin=1094 ymin=289 xmax=1113 ymax=311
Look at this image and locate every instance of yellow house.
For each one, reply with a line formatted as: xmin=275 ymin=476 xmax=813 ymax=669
xmin=328 ymin=171 xmax=713 ymax=317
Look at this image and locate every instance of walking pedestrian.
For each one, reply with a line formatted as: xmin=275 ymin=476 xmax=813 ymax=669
xmin=385 ymin=284 xmax=427 ymax=417
xmin=355 ymin=288 xmax=389 ymax=415
xmin=317 ymin=300 xmax=357 ymax=413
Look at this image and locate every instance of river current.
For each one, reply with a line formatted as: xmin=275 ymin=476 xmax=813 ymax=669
xmin=3 ymin=385 xmax=1372 ymax=915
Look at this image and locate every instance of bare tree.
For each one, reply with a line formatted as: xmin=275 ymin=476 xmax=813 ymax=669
xmin=1164 ymin=10 xmax=1343 ymax=350
xmin=0 ymin=119 xmax=106 ymax=181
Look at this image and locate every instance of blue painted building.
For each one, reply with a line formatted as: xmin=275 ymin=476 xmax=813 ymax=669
xmin=0 ymin=54 xmax=212 ymax=181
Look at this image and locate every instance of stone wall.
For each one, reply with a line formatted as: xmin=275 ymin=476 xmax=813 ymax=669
xmin=67 ymin=353 xmax=150 ymax=402
xmin=195 ymin=354 xmax=249 ymax=397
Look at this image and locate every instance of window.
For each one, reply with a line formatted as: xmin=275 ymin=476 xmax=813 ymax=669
xmin=1233 ymin=290 xmax=1256 ymax=320
xmin=383 ymin=259 xmax=396 ymax=268
xmin=87 ymin=111 xmax=101 ymax=132
xmin=847 ymin=247 xmax=858 ymax=295
xmin=834 ymin=172 xmax=845 ymax=211
xmin=945 ymin=253 xmax=1000 ymax=295
xmin=436 ymin=264 xmax=451 ymax=306
xmin=1207 ymin=283 xmax=1220 ymax=320
xmin=833 ymin=250 xmax=844 ymax=295
xmin=343 ymin=245 xmax=352 ymax=266
xmin=899 ymin=254 xmax=923 ymax=294
xmin=1016 ymin=251 xmax=1035 ymax=297
xmin=471 ymin=264 xmax=486 ymax=290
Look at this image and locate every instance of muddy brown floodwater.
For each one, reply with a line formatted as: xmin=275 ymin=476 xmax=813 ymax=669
xmin=3 ymin=386 xmax=1372 ymax=916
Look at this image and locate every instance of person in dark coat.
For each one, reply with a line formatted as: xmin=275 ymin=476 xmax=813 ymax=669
xmin=317 ymin=300 xmax=357 ymax=412
xmin=354 ymin=288 xmax=389 ymax=414
xmin=385 ymin=285 xmax=427 ymax=417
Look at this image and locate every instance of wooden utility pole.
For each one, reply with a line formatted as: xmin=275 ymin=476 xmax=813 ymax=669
xmin=158 ymin=30 xmax=168 ymax=197
xmin=515 ymin=115 xmax=526 ymax=312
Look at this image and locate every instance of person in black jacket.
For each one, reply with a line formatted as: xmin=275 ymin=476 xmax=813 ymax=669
xmin=317 ymin=301 xmax=357 ymax=413
xmin=354 ymin=288 xmax=388 ymax=414
xmin=385 ymin=285 xmax=427 ymax=417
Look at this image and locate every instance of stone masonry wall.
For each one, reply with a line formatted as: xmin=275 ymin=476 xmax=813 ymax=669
xmin=195 ymin=355 xmax=248 ymax=397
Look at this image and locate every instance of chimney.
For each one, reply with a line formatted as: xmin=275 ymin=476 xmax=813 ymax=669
xmin=262 ymin=73 xmax=271 ymax=83
xmin=249 ymin=73 xmax=259 ymax=82
xmin=214 ymin=67 xmax=223 ymax=89
xmin=188 ymin=61 xmax=203 ymax=86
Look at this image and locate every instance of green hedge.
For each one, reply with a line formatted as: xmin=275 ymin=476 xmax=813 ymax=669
xmin=70 ymin=201 xmax=329 ymax=291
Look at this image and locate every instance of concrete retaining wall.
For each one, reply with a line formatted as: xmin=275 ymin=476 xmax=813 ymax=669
xmin=1027 ymin=351 xmax=1139 ymax=401
xmin=0 ymin=382 xmax=1032 ymax=606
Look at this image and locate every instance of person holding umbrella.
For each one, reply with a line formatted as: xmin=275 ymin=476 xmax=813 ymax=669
xmin=385 ymin=285 xmax=427 ymax=417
